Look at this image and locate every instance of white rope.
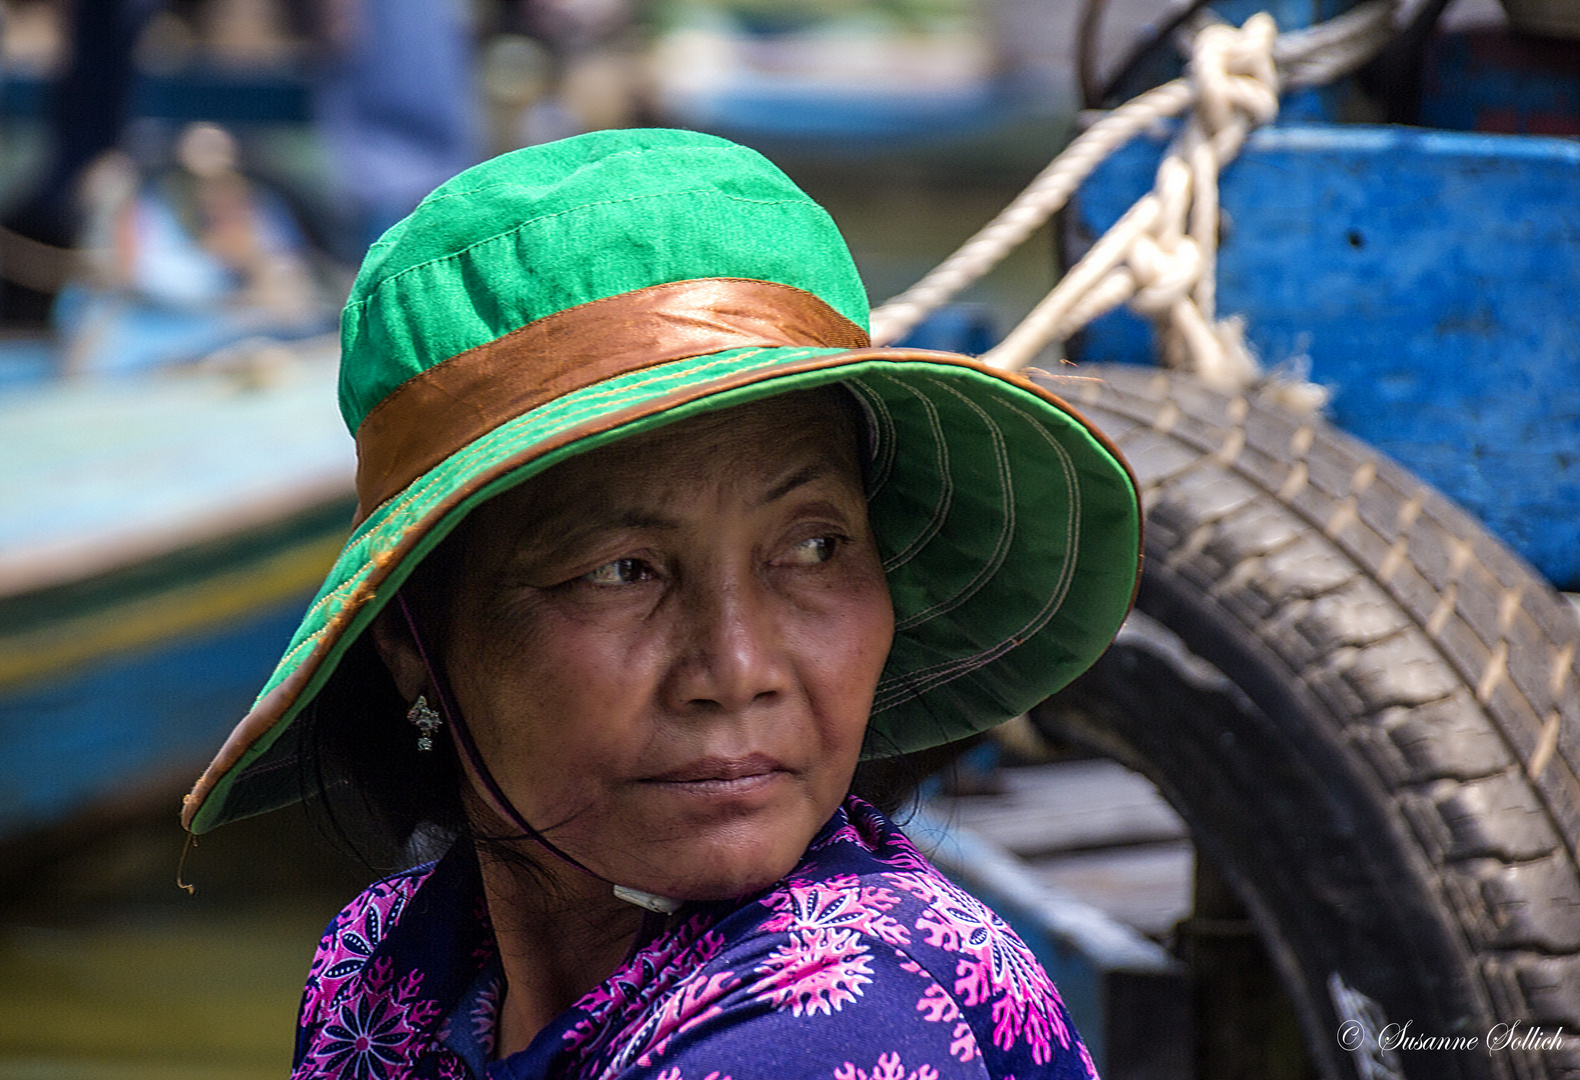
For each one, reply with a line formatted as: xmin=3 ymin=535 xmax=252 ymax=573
xmin=984 ymin=13 xmax=1278 ymax=384
xmin=868 ymin=2 xmax=1396 ymax=397
xmin=866 ymin=77 xmax=1197 ymax=348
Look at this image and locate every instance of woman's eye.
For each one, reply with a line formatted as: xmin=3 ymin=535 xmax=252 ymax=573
xmin=784 ymin=536 xmax=838 ymax=566
xmin=583 ymin=558 xmax=652 ymax=586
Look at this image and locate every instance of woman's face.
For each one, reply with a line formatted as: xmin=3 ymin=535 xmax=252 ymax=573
xmin=430 ymin=391 xmax=893 ymax=901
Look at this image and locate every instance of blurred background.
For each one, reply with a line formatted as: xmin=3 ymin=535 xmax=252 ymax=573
xmin=0 ymin=0 xmax=1517 ymax=1074
xmin=0 ymin=1 xmax=1094 ymax=1074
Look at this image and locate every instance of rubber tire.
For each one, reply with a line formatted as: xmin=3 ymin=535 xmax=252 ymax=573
xmin=1027 ymin=364 xmax=1580 ymax=1080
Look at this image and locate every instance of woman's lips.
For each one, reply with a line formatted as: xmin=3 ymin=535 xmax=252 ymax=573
xmin=640 ymin=754 xmax=788 ymax=796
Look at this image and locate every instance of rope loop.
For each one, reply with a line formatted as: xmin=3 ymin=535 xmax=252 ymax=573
xmin=1190 ymin=14 xmax=1280 ymax=138
xmin=1128 ymin=233 xmax=1202 ymax=316
xmin=976 ymin=10 xmax=1289 ymax=383
xmin=869 ymin=0 xmax=1395 ymax=409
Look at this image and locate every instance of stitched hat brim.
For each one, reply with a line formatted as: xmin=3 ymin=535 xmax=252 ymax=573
xmin=182 ymin=344 xmax=1141 ymax=833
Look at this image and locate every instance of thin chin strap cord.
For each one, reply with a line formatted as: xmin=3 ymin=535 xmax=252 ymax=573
xmin=393 ymin=591 xmax=678 ymax=939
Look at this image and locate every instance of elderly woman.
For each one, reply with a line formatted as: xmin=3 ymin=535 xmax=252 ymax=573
xmin=181 ymin=129 xmax=1141 ymax=1080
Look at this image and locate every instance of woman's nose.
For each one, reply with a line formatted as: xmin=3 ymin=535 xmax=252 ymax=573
xmin=663 ymin=575 xmax=791 ymax=713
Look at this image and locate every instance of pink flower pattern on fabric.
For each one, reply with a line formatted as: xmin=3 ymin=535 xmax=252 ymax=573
xmin=290 ymin=798 xmax=1097 ymax=1080
xmin=295 ymin=957 xmax=444 ymax=1080
xmin=915 ymin=980 xmax=982 ymax=1064
xmin=751 ymin=926 xmax=875 ymax=1016
xmin=622 ymin=968 xmax=742 ymax=1069
xmin=564 ymin=922 xmax=729 ymax=1055
xmin=762 ymin=876 xmax=912 ymax=947
xmin=889 ymin=871 xmax=1071 ymax=1065
xmin=834 ymin=1051 xmax=942 ymax=1080
xmin=301 ymin=876 xmax=418 ymax=1021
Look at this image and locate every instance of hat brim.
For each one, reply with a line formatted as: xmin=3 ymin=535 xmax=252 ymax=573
xmin=183 ymin=344 xmax=1141 ymax=833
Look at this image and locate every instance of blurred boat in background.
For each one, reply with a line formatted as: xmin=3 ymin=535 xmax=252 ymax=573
xmin=0 ymin=0 xmax=1065 ymax=858
xmin=0 ymin=114 xmax=349 ymax=855
xmin=644 ymin=0 xmax=1019 ymax=145
xmin=0 ymin=333 xmax=353 ymax=850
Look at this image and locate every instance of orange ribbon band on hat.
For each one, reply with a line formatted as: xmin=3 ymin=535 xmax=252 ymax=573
xmin=353 ymin=278 xmax=872 ymax=522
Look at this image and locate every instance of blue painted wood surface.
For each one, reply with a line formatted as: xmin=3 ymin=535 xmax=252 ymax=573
xmin=661 ymin=78 xmax=1020 ymax=146
xmin=1070 ymin=124 xmax=1580 ymax=590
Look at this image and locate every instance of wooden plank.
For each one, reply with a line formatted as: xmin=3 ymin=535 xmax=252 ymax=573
xmin=0 ymin=336 xmax=353 ymax=837
xmin=1027 ymin=842 xmax=1196 ymax=939
xmin=0 ymin=589 xmax=312 ymax=836
xmin=931 ymin=759 xmax=1188 ymax=856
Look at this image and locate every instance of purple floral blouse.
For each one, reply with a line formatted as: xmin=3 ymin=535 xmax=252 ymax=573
xmin=291 ymin=797 xmax=1101 ymax=1080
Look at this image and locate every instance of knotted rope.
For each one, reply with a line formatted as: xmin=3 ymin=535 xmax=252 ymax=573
xmin=868 ymin=3 xmax=1395 ymax=398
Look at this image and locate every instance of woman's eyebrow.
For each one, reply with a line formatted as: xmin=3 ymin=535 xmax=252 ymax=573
xmin=759 ymin=464 xmax=827 ymax=507
xmin=551 ymin=509 xmax=682 ymax=543
xmin=513 ymin=508 xmax=681 ymax=561
xmin=601 ymin=510 xmax=684 ymax=532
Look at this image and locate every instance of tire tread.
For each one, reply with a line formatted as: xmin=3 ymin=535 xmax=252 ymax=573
xmin=1052 ymin=364 xmax=1580 ymax=1074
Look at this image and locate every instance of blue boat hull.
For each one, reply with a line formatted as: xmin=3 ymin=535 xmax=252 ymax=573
xmin=0 ymin=592 xmax=312 ymax=837
xmin=0 ymin=343 xmax=354 ymax=842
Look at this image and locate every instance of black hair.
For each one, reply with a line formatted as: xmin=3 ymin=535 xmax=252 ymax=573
xmin=299 ymin=629 xmax=468 ymax=870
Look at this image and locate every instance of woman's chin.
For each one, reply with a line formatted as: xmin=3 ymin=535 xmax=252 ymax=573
xmin=656 ymin=869 xmax=786 ymax=903
xmin=620 ymin=836 xmax=809 ymax=903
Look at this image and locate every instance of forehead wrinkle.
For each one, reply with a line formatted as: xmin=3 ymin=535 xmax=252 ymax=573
xmin=506 ymin=501 xmax=684 ymax=565
xmin=758 ymin=463 xmax=831 ymax=508
xmin=478 ymin=390 xmax=862 ymax=560
xmin=512 ymin=458 xmax=846 ymax=566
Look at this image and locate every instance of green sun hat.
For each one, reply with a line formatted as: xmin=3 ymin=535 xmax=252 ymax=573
xmin=182 ymin=128 xmax=1142 ymax=834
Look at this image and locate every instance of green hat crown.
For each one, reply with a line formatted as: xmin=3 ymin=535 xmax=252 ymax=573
xmin=338 ymin=129 xmax=872 ymax=433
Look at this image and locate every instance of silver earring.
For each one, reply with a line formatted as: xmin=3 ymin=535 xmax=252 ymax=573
xmin=408 ymin=694 xmax=442 ymax=751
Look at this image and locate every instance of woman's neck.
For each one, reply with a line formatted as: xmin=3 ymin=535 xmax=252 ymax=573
xmin=476 ymin=845 xmax=646 ymax=1059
